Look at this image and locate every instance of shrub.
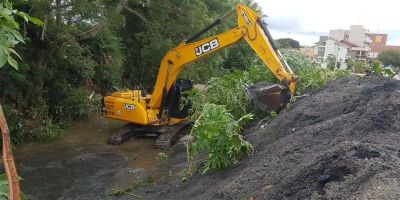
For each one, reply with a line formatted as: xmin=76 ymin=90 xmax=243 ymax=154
xmin=1 ymin=105 xmax=25 ymax=144
xmin=187 ymin=65 xmax=275 ymax=121
xmin=282 ymin=50 xmax=327 ymax=94
xmin=346 ymin=59 xmax=367 ymax=73
xmin=47 ymin=81 xmax=91 ymax=122
xmin=189 ymin=103 xmax=253 ymax=173
xmin=29 ymin=121 xmax=64 ymax=143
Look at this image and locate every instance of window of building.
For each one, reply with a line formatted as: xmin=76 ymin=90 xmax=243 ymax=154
xmin=375 ymin=36 xmax=382 ymax=43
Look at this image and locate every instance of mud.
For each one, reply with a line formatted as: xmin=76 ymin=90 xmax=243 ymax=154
xmin=138 ymin=75 xmax=400 ymax=200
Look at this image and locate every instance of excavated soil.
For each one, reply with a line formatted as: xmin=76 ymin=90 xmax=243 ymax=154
xmin=135 ymin=75 xmax=400 ymax=200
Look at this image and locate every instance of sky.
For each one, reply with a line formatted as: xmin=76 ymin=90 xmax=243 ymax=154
xmin=255 ymin=0 xmax=400 ymax=46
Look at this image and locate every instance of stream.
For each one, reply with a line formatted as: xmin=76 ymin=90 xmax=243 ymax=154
xmin=14 ymin=113 xmax=166 ymax=200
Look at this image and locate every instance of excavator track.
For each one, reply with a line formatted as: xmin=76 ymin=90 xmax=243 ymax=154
xmin=107 ymin=122 xmax=191 ymax=148
xmin=107 ymin=124 xmax=141 ymax=145
xmin=155 ymin=122 xmax=191 ymax=149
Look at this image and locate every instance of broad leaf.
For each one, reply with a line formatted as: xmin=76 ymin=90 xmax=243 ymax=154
xmin=7 ymin=55 xmax=18 ymax=69
xmin=10 ymin=29 xmax=24 ymax=43
xmin=28 ymin=16 xmax=44 ymax=26
xmin=0 ymin=47 xmax=7 ymax=67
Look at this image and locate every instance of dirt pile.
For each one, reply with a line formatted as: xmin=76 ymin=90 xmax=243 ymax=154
xmin=140 ymin=75 xmax=400 ymax=200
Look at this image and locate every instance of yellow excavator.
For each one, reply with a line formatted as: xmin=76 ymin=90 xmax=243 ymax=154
xmin=103 ymin=4 xmax=297 ymax=147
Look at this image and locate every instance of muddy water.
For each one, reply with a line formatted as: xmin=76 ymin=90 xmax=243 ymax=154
xmin=15 ymin=113 xmax=166 ymax=200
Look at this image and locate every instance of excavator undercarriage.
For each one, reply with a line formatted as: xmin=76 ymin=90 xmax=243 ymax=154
xmin=107 ymin=122 xmax=191 ymax=149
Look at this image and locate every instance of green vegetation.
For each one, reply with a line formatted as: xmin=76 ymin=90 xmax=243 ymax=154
xmin=376 ymin=50 xmax=400 ymax=77
xmin=0 ymin=0 xmax=42 ymax=69
xmin=378 ymin=50 xmax=400 ymax=68
xmin=189 ymin=104 xmax=253 ymax=173
xmin=282 ymin=50 xmax=337 ymax=94
xmin=346 ymin=59 xmax=368 ymax=73
xmin=0 ymin=174 xmax=26 ymax=200
xmin=275 ymin=38 xmax=300 ymax=49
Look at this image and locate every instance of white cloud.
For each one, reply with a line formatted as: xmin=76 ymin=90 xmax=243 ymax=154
xmin=255 ymin=0 xmax=400 ymax=45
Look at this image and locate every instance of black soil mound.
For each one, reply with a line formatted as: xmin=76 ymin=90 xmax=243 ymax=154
xmin=140 ymin=75 xmax=400 ymax=200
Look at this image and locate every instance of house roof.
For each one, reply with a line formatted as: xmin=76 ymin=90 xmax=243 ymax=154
xmin=340 ymin=40 xmax=360 ymax=47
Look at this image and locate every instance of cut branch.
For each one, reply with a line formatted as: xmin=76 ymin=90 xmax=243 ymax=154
xmin=122 ymin=3 xmax=151 ymax=25
xmin=77 ymin=19 xmax=107 ymax=41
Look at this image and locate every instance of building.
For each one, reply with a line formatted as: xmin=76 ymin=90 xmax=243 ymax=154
xmin=384 ymin=45 xmax=400 ymax=51
xmin=298 ymin=46 xmax=315 ymax=59
xmin=329 ymin=25 xmax=371 ymax=59
xmin=368 ymin=33 xmax=400 ymax=58
xmin=314 ymin=36 xmax=351 ymax=69
xmin=314 ymin=25 xmax=400 ymax=64
xmin=370 ymin=34 xmax=387 ymax=52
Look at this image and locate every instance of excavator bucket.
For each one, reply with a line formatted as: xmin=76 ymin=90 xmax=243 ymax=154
xmin=247 ymin=82 xmax=291 ymax=112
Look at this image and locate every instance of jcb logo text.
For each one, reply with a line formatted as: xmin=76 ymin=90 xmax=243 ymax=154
xmin=194 ymin=39 xmax=219 ymax=56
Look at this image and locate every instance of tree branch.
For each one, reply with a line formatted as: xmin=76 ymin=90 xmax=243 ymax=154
xmin=122 ymin=2 xmax=151 ymax=25
xmin=76 ymin=0 xmax=125 ymax=41
xmin=41 ymin=15 xmax=48 ymax=41
xmin=0 ymin=105 xmax=20 ymax=200
xmin=77 ymin=19 xmax=106 ymax=41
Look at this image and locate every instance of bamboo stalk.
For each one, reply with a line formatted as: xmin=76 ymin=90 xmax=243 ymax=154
xmin=0 ymin=105 xmax=20 ymax=200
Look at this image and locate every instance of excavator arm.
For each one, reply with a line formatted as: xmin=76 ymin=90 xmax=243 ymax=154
xmin=149 ymin=4 xmax=296 ymax=109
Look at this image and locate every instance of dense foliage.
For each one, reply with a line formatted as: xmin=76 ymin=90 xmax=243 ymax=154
xmin=275 ymin=38 xmax=300 ymax=49
xmin=0 ymin=0 xmax=42 ymax=69
xmin=378 ymin=50 xmax=400 ymax=68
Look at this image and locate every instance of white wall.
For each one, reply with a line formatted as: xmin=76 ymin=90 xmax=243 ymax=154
xmin=329 ymin=29 xmax=346 ymax=41
xmin=321 ymin=39 xmax=348 ymax=69
xmin=348 ymin=25 xmax=371 ymax=50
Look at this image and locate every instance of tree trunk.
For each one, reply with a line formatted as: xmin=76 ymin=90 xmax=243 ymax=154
xmin=55 ymin=0 xmax=62 ymax=25
xmin=27 ymin=47 xmax=49 ymax=108
xmin=0 ymin=105 xmax=20 ymax=200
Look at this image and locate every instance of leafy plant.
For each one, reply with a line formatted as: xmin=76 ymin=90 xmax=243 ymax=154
xmin=189 ymin=103 xmax=253 ymax=173
xmin=29 ymin=121 xmax=64 ymax=143
xmin=370 ymin=60 xmax=395 ymax=77
xmin=0 ymin=0 xmax=43 ymax=69
xmin=1 ymin=105 xmax=25 ymax=144
xmin=346 ymin=59 xmax=367 ymax=73
xmin=282 ymin=50 xmax=328 ymax=94
xmin=0 ymin=174 xmax=26 ymax=200
xmin=335 ymin=69 xmax=351 ymax=78
xmin=187 ymin=65 xmax=274 ymax=121
xmin=324 ymin=54 xmax=337 ymax=70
